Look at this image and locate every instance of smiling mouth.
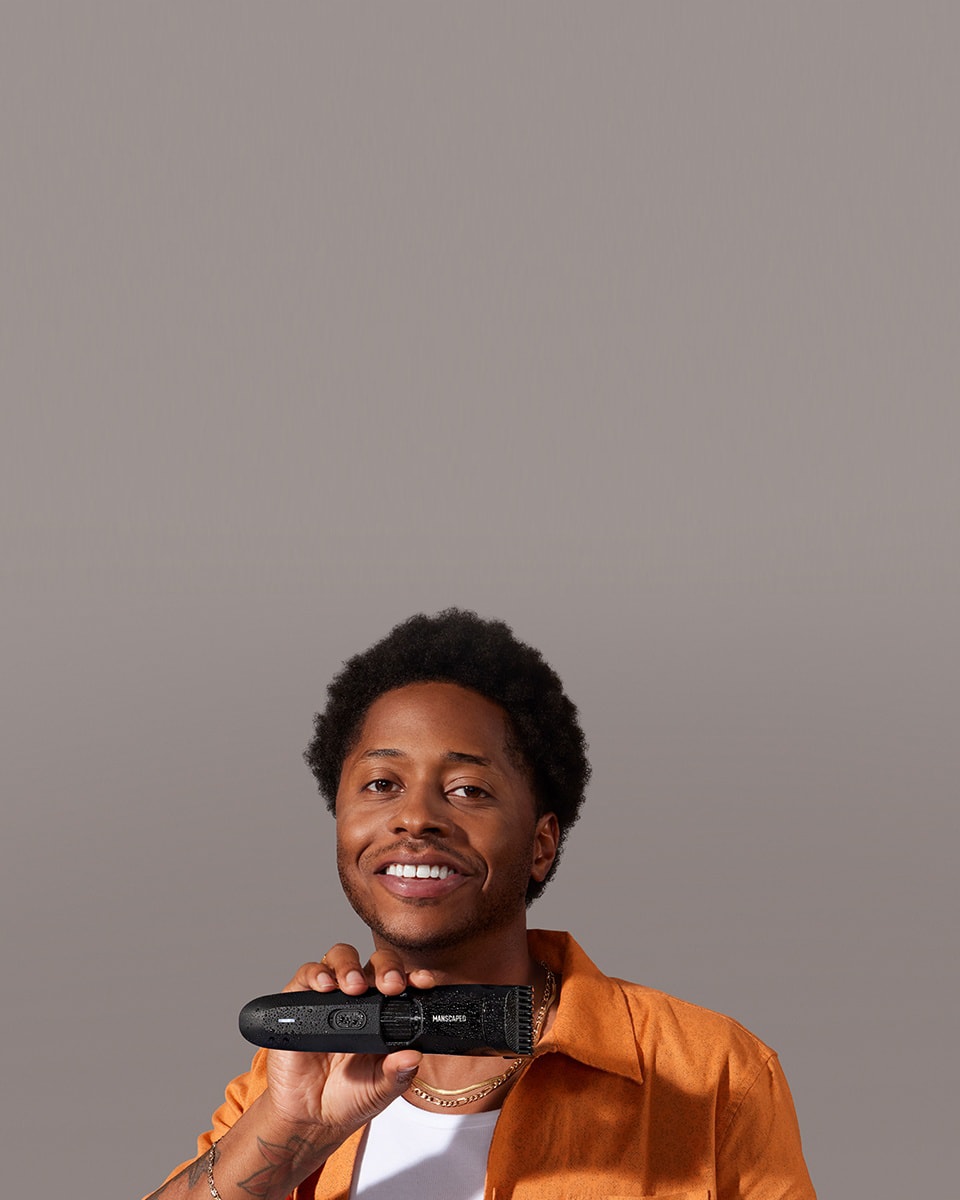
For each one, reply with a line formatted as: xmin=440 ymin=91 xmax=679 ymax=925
xmin=381 ymin=863 xmax=459 ymax=880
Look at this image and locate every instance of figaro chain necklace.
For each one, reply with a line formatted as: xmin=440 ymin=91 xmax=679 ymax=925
xmin=409 ymin=964 xmax=556 ymax=1108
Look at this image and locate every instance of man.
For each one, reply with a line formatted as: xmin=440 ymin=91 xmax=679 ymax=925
xmin=149 ymin=609 xmax=816 ymax=1199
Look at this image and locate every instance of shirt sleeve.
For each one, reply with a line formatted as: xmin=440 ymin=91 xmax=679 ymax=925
xmin=715 ymin=1052 xmax=817 ymax=1200
xmin=148 ymin=1050 xmax=270 ymax=1195
xmin=200 ymin=1048 xmax=270 ymax=1153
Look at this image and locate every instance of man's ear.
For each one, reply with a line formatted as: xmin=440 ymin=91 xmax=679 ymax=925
xmin=530 ymin=812 xmax=560 ymax=883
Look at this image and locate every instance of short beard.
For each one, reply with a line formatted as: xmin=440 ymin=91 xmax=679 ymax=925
xmin=337 ymin=858 xmax=531 ymax=956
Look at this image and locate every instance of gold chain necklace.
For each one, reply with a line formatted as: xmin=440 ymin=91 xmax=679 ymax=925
xmin=409 ymin=964 xmax=556 ymax=1108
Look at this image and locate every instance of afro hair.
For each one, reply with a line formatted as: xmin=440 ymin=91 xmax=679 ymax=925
xmin=304 ymin=608 xmax=590 ymax=903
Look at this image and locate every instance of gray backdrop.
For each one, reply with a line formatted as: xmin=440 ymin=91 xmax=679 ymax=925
xmin=2 ymin=5 xmax=957 ymax=1197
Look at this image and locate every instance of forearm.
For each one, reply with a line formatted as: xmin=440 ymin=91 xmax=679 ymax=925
xmin=147 ymin=956 xmax=423 ymax=1200
xmin=145 ymin=1094 xmax=347 ymax=1200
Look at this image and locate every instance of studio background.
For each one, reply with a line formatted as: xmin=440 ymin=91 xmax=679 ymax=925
xmin=1 ymin=5 xmax=956 ymax=1197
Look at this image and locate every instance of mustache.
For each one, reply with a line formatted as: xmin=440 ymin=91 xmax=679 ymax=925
xmin=368 ymin=838 xmax=476 ymax=873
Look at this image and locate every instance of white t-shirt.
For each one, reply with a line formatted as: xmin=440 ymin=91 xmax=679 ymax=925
xmin=349 ymin=1096 xmax=499 ymax=1199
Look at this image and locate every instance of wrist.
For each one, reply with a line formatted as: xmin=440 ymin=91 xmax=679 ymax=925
xmin=254 ymin=1090 xmax=354 ymax=1158
xmin=202 ymin=1097 xmax=344 ymax=1200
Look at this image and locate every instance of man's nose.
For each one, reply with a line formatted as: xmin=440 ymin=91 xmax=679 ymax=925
xmin=391 ymin=784 xmax=453 ymax=837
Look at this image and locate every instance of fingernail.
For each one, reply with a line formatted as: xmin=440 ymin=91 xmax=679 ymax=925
xmin=385 ymin=970 xmax=404 ymax=986
xmin=347 ymin=970 xmax=366 ymax=987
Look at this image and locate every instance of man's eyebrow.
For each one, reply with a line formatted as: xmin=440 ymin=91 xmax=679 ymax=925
xmin=359 ymin=748 xmax=406 ymax=761
xmin=444 ymin=751 xmax=492 ymax=767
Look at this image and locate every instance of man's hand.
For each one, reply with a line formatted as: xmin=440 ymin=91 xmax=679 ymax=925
xmin=257 ymin=945 xmax=436 ymax=1133
xmin=284 ymin=943 xmax=437 ymax=997
xmin=145 ymin=947 xmax=433 ymax=1200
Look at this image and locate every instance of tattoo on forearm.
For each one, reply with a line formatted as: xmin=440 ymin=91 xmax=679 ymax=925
xmin=146 ymin=1151 xmax=208 ymax=1197
xmin=236 ymin=1134 xmax=318 ymax=1198
xmin=149 ymin=1131 xmax=325 ymax=1200
xmin=188 ymin=1155 xmax=208 ymax=1189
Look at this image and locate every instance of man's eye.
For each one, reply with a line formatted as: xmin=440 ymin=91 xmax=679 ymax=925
xmin=363 ymin=779 xmax=397 ymax=793
xmin=449 ymin=785 xmax=489 ymax=800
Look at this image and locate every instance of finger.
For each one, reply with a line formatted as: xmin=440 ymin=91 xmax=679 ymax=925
xmin=281 ymin=950 xmax=438 ymax=997
xmin=367 ymin=949 xmax=425 ymax=994
xmin=281 ymin=961 xmax=338 ymax=993
xmin=318 ymin=943 xmax=369 ymax=994
xmin=380 ymin=1050 xmax=422 ymax=1095
xmin=406 ymin=967 xmax=438 ymax=990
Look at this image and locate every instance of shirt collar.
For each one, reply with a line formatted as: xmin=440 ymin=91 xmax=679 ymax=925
xmin=527 ymin=929 xmax=643 ymax=1085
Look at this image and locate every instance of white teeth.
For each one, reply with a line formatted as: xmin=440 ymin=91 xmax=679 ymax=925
xmin=384 ymin=863 xmax=452 ymax=880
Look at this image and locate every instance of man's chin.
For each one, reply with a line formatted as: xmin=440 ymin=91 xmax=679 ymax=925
xmin=364 ymin=911 xmax=486 ymax=955
xmin=340 ymin=871 xmax=530 ymax=958
xmin=346 ymin=896 xmax=521 ymax=957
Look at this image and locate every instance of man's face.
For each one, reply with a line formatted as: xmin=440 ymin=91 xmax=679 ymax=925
xmin=335 ymin=681 xmax=558 ymax=957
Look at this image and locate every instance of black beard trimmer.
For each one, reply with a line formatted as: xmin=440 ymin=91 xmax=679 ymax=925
xmin=239 ymin=984 xmax=534 ymax=1056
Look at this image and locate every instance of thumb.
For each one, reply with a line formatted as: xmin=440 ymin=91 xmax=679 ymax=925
xmin=379 ymin=1051 xmax=422 ymax=1098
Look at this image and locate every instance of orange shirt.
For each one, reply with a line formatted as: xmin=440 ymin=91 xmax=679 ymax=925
xmin=174 ymin=930 xmax=816 ymax=1199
